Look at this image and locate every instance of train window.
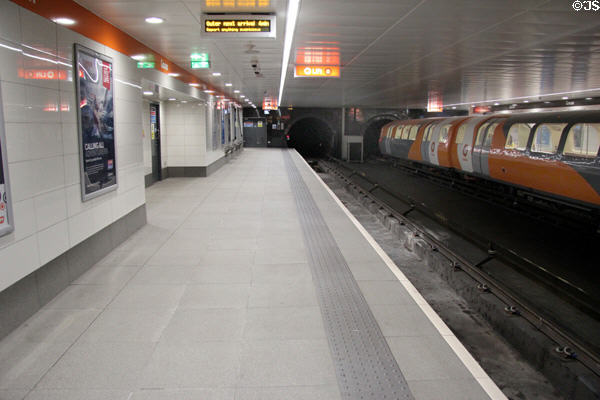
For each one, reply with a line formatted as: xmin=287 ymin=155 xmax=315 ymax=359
xmin=409 ymin=125 xmax=419 ymax=140
xmin=386 ymin=126 xmax=393 ymax=138
xmin=401 ymin=125 xmax=410 ymax=140
xmin=483 ymin=123 xmax=499 ymax=147
xmin=394 ymin=125 xmax=403 ymax=139
xmin=423 ymin=124 xmax=433 ymax=141
xmin=564 ymin=123 xmax=600 ymax=158
xmin=505 ymin=123 xmax=533 ymax=151
xmin=476 ymin=122 xmax=491 ymax=146
xmin=455 ymin=125 xmax=466 ymax=144
xmin=531 ymin=123 xmax=567 ymax=154
xmin=439 ymin=124 xmax=451 ymax=144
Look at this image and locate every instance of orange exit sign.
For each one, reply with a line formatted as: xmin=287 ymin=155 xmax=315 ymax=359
xmin=294 ymin=65 xmax=340 ymax=78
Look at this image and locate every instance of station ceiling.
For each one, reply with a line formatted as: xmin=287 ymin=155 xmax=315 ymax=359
xmin=74 ymin=0 xmax=600 ymax=109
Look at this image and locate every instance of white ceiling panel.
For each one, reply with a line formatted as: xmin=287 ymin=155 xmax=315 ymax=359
xmin=73 ymin=0 xmax=600 ymax=109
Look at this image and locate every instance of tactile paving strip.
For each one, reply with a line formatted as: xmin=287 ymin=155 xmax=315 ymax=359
xmin=284 ymin=151 xmax=414 ymax=400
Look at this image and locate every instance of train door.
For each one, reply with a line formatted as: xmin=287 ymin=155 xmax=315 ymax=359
xmin=455 ymin=117 xmax=487 ymax=173
xmin=421 ymin=122 xmax=436 ymax=164
xmin=473 ymin=119 xmax=499 ymax=176
xmin=427 ymin=119 xmax=452 ymax=166
xmin=385 ymin=125 xmax=395 ymax=154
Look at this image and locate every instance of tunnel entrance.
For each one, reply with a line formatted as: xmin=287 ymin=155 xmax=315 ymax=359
xmin=363 ymin=118 xmax=394 ymax=159
xmin=287 ymin=118 xmax=334 ymax=158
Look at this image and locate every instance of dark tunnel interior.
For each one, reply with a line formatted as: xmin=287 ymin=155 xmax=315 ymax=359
xmin=287 ymin=118 xmax=334 ymax=158
xmin=363 ymin=118 xmax=394 ymax=159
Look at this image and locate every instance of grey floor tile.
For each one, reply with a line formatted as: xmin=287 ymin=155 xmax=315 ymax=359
xmin=254 ymin=248 xmax=307 ymax=265
xmin=0 ymin=341 xmax=70 ymax=390
xmin=387 ymin=336 xmax=477 ymax=381
xmin=243 ymin=307 xmax=325 ymax=340
xmin=251 ymin=264 xmax=312 ymax=284
xmin=146 ymin=249 xmax=204 ymax=266
xmin=234 ymin=385 xmax=342 ymax=400
xmin=161 ymin=308 xmax=246 ymax=342
xmin=44 ymin=284 xmax=122 ymax=310
xmin=193 ymin=265 xmax=253 ymax=284
xmin=371 ymin=304 xmax=438 ymax=337
xmin=37 ymin=342 xmax=155 ymax=389
xmin=179 ymin=284 xmax=250 ymax=309
xmin=108 ymin=285 xmax=185 ymax=310
xmin=248 ymin=283 xmax=318 ymax=308
xmin=131 ymin=388 xmax=235 ymax=400
xmin=7 ymin=309 xmax=98 ymax=344
xmin=97 ymin=250 xmax=151 ymax=267
xmin=255 ymin=235 xmax=304 ymax=250
xmin=129 ymin=266 xmax=196 ymax=285
xmin=407 ymin=378 xmax=490 ymax=400
xmin=140 ymin=342 xmax=241 ymax=388
xmin=79 ymin=308 xmax=174 ymax=343
xmin=208 ymin=238 xmax=257 ymax=251
xmin=24 ymin=389 xmax=132 ymax=400
xmin=346 ymin=261 xmax=398 ymax=281
xmin=356 ymin=281 xmax=415 ymax=306
xmin=201 ymin=250 xmax=256 ymax=266
xmin=73 ymin=266 xmax=139 ymax=286
xmin=0 ymin=390 xmax=28 ymax=400
xmin=238 ymin=339 xmax=336 ymax=387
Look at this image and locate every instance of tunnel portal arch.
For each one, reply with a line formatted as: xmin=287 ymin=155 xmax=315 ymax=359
xmin=285 ymin=116 xmax=337 ymax=158
xmin=362 ymin=114 xmax=402 ymax=159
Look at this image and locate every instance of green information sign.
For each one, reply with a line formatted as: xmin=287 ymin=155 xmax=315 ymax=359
xmin=191 ymin=53 xmax=209 ymax=62
xmin=137 ymin=61 xmax=155 ymax=69
xmin=191 ymin=61 xmax=210 ymax=69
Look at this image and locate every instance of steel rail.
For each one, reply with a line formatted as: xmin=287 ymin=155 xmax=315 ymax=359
xmin=319 ymin=159 xmax=600 ymax=378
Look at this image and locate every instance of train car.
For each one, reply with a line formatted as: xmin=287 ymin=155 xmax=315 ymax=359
xmin=379 ymin=111 xmax=600 ymax=209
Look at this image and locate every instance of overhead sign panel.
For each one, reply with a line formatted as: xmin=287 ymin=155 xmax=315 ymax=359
xmin=294 ymin=65 xmax=340 ymax=78
xmin=262 ymin=97 xmax=278 ymax=110
xmin=202 ymin=14 xmax=276 ymax=38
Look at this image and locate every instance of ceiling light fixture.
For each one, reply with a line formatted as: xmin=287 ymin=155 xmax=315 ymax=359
xmin=204 ymin=90 xmax=215 ymax=93
xmin=585 ymin=97 xmax=593 ymax=100
xmin=523 ymin=100 xmax=529 ymax=103
xmin=143 ymin=91 xmax=153 ymax=96
xmin=181 ymin=101 xmax=188 ymax=103
xmin=131 ymin=54 xmax=146 ymax=61
xmin=234 ymin=90 xmax=240 ymax=93
xmin=189 ymin=83 xmax=200 ymax=87
xmin=225 ymin=83 xmax=233 ymax=87
xmin=240 ymin=95 xmax=245 ymax=98
xmin=494 ymin=102 xmax=500 ymax=106
xmin=278 ymin=0 xmax=301 ymax=104
xmin=168 ymin=73 xmax=180 ymax=77
xmin=562 ymin=96 xmax=569 ymax=100
xmin=145 ymin=17 xmax=164 ymax=24
xmin=168 ymin=98 xmax=176 ymax=101
xmin=212 ymin=72 xmax=221 ymax=76
xmin=53 ymin=17 xmax=76 ymax=26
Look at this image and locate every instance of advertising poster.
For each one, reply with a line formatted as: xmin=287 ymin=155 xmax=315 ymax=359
xmin=0 ymin=86 xmax=14 ymax=237
xmin=74 ymin=44 xmax=117 ymax=201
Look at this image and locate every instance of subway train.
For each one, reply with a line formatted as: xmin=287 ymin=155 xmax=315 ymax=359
xmin=378 ymin=111 xmax=600 ymax=210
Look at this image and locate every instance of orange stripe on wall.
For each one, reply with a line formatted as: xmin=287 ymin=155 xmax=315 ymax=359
xmin=10 ymin=0 xmax=220 ymax=96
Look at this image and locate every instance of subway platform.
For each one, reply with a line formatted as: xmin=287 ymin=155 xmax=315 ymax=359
xmin=0 ymin=148 xmax=505 ymax=400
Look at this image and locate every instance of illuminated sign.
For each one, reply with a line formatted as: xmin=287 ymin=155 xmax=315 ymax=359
xmin=201 ymin=14 xmax=276 ymax=38
xmin=296 ymin=47 xmax=340 ymax=66
xmin=191 ymin=53 xmax=211 ymax=69
xmin=473 ymin=106 xmax=491 ymax=114
xmin=263 ymin=97 xmax=278 ymax=110
xmin=427 ymin=91 xmax=443 ymax=112
xmin=18 ymin=69 xmax=69 ymax=81
xmin=294 ymin=65 xmax=340 ymax=78
xmin=191 ymin=61 xmax=211 ymax=69
xmin=137 ymin=61 xmax=155 ymax=69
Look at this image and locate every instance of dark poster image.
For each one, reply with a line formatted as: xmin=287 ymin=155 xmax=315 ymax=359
xmin=0 ymin=86 xmax=14 ymax=237
xmin=75 ymin=44 xmax=117 ymax=201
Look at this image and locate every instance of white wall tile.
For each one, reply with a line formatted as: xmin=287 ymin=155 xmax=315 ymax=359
xmin=34 ymin=188 xmax=68 ymax=231
xmin=37 ymin=220 xmax=69 ymax=265
xmin=0 ymin=235 xmax=39 ymax=292
xmin=4 ymin=123 xmax=31 ymax=163
xmin=11 ymin=198 xmax=36 ymax=242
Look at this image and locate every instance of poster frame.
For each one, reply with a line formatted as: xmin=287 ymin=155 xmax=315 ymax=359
xmin=74 ymin=43 xmax=118 ymax=202
xmin=0 ymin=85 xmax=15 ymax=238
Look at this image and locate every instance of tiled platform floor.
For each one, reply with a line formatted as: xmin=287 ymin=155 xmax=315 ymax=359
xmin=0 ymin=149 xmax=503 ymax=400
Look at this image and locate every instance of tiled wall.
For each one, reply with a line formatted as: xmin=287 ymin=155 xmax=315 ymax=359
xmin=164 ymin=102 xmax=207 ymax=167
xmin=0 ymin=0 xmax=145 ymax=292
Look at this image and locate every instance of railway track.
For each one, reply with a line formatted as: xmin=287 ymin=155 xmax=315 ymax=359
xmin=316 ymin=157 xmax=600 ymax=381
